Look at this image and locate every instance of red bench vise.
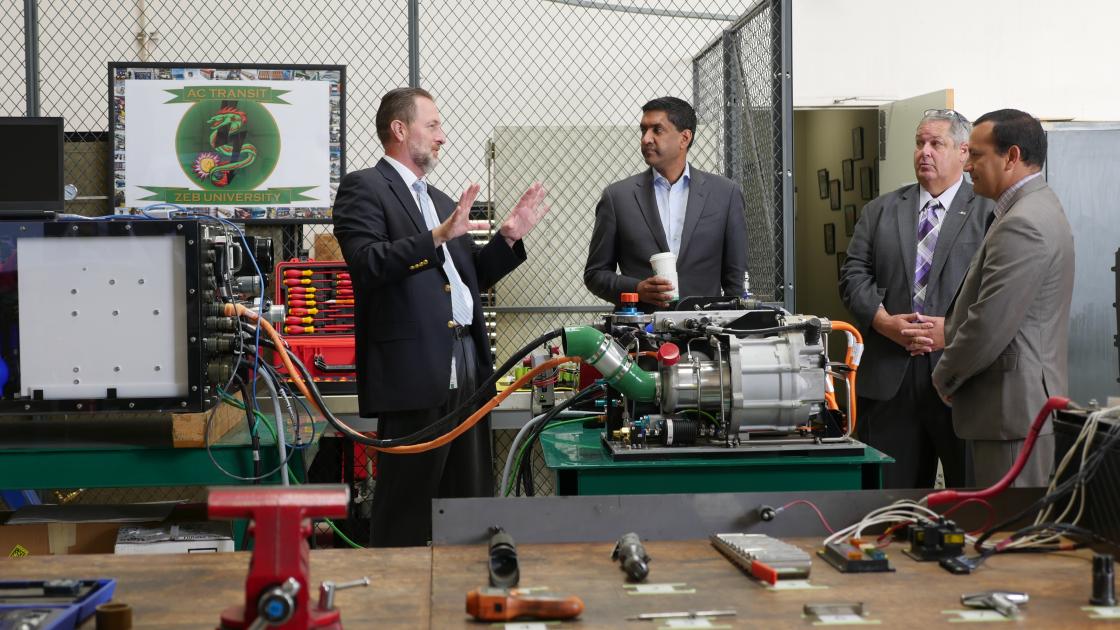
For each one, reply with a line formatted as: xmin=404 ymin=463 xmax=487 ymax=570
xmin=209 ymin=485 xmax=362 ymax=629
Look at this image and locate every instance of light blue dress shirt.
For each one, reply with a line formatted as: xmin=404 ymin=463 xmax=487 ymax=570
xmin=383 ymin=155 xmax=474 ymax=326
xmin=652 ymin=163 xmax=691 ymax=257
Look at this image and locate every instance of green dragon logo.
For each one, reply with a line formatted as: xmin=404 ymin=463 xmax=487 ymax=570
xmin=174 ymin=99 xmax=280 ymax=191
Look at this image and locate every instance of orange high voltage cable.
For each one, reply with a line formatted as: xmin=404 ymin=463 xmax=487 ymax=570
xmin=377 ymin=356 xmax=577 ymax=454
xmin=225 ymin=303 xmax=580 ymax=454
xmin=829 ymin=320 xmax=863 ymax=434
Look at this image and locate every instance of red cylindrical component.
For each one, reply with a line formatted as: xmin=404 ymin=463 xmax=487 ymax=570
xmin=282 ymin=269 xmax=314 ymax=278
xmin=657 ymin=342 xmax=680 ymax=367
xmin=285 ymin=325 xmax=314 ymax=334
xmin=287 ymin=299 xmax=317 ymax=307
xmin=286 ymin=286 xmax=317 ymax=294
xmin=285 ymin=316 xmax=314 ymax=325
xmin=288 ymin=307 xmax=318 ymax=316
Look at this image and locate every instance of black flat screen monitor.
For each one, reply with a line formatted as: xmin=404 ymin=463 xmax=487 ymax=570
xmin=0 ymin=117 xmax=64 ymax=213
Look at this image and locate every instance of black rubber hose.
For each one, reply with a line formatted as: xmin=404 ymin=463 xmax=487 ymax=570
xmin=251 ymin=328 xmax=566 ymax=448
xmin=515 ymin=382 xmax=606 ymax=495
xmin=237 ymin=375 xmax=263 ymax=482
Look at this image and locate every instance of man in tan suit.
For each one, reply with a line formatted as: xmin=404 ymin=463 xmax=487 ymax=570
xmin=929 ymin=109 xmax=1075 ymax=487
xmin=840 ymin=110 xmax=992 ymax=489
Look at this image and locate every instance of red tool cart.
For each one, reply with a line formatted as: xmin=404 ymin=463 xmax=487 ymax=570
xmin=272 ymin=259 xmax=356 ymax=394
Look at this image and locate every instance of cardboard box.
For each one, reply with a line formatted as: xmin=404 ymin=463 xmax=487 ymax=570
xmin=171 ymin=390 xmax=246 ymax=447
xmin=1 ymin=522 xmax=122 ymax=558
xmin=1 ymin=502 xmax=177 ymax=558
xmin=314 ymin=233 xmax=343 ymax=261
xmin=114 ymin=522 xmax=234 ymax=555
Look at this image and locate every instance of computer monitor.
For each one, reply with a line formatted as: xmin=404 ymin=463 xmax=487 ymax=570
xmin=0 ymin=117 xmax=64 ymax=213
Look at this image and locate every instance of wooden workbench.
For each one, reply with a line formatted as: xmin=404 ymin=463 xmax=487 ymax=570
xmin=2 ymin=539 xmax=1114 ymax=627
xmin=0 ymin=548 xmax=430 ymax=629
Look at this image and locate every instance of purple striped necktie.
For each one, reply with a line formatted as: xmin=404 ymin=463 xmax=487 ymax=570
xmin=913 ymin=199 xmax=943 ymax=313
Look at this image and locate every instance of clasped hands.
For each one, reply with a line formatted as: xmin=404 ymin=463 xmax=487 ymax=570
xmin=871 ymin=307 xmax=945 ymax=356
xmin=433 ymin=182 xmax=550 ymax=248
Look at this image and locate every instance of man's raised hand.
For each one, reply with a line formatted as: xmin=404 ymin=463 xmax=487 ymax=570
xmin=499 ymin=182 xmax=550 ymax=245
xmin=433 ymin=182 xmax=481 ymax=246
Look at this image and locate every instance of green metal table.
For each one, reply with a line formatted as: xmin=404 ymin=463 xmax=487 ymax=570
xmin=540 ymin=426 xmax=893 ymax=495
xmin=0 ymin=422 xmax=316 ymax=549
xmin=0 ymin=422 xmax=308 ymax=490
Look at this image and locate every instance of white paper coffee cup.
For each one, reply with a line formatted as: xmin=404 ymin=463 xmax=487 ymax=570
xmin=649 ymin=252 xmax=679 ymax=301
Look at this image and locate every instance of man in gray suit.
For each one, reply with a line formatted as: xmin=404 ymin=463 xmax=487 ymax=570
xmin=584 ymin=97 xmax=748 ymax=311
xmin=931 ymin=109 xmax=1074 ymax=487
xmin=840 ymin=110 xmax=993 ymax=488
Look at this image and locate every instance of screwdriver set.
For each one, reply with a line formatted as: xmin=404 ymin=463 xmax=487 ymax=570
xmin=272 ymin=259 xmax=356 ymax=393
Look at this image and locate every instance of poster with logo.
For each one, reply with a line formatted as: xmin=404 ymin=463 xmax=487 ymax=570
xmin=108 ymin=63 xmax=345 ymax=220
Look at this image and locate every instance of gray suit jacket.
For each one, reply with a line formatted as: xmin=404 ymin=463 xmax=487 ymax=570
xmin=840 ymin=181 xmax=993 ymax=400
xmin=583 ymin=167 xmax=748 ymax=311
xmin=932 ymin=177 xmax=1075 ymax=440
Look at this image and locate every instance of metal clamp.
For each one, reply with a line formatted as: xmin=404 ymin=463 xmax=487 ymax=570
xmin=961 ymin=591 xmax=1028 ymax=618
xmin=318 ymin=576 xmax=371 ymax=612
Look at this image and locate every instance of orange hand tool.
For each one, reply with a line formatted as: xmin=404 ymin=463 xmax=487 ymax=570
xmin=465 ymin=587 xmax=583 ymax=622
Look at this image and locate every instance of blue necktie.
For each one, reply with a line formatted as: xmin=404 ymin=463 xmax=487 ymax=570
xmin=412 ymin=180 xmax=473 ymax=325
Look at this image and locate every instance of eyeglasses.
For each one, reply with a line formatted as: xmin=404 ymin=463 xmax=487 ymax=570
xmin=923 ymin=108 xmax=970 ymax=124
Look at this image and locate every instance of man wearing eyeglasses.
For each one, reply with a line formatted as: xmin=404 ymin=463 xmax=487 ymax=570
xmin=840 ymin=109 xmax=993 ymax=489
xmin=931 ymin=109 xmax=1074 ymax=487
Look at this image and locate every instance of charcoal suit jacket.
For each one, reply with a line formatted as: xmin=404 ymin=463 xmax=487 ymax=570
xmin=333 ymin=159 xmax=525 ymax=415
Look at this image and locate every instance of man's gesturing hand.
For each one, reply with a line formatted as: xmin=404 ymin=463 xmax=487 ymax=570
xmin=499 ymin=182 xmax=550 ymax=246
xmin=433 ymin=183 xmax=481 ymax=247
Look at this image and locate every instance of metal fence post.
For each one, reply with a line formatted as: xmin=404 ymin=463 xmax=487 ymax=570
xmin=408 ymin=0 xmax=420 ymax=87
xmin=23 ymin=0 xmax=38 ymax=116
xmin=777 ymin=0 xmax=794 ymax=311
xmin=720 ymin=30 xmax=736 ymax=180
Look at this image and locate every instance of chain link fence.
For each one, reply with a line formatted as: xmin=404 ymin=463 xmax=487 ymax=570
xmin=693 ymin=0 xmax=792 ymax=305
xmin=4 ymin=0 xmax=790 ymax=514
xmin=1 ymin=3 xmax=26 ymax=118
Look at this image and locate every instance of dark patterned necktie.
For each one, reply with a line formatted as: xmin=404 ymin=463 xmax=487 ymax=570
xmin=913 ymin=199 xmax=943 ymax=313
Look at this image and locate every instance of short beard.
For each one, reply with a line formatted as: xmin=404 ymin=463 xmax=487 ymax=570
xmin=410 ymin=144 xmax=439 ymax=175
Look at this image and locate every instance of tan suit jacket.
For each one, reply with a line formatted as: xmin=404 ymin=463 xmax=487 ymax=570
xmin=932 ymin=176 xmax=1075 ymax=440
